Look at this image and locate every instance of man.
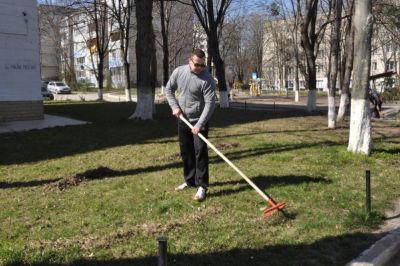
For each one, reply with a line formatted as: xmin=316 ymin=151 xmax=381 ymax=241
xmin=165 ymin=49 xmax=216 ymax=201
xmin=369 ymin=89 xmax=383 ymax=118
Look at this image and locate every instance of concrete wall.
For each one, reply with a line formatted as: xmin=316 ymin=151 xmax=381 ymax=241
xmin=0 ymin=0 xmax=42 ymax=122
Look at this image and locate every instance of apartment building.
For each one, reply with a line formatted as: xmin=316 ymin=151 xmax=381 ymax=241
xmin=262 ymin=16 xmax=399 ymax=92
xmin=38 ymin=1 xmax=193 ymax=89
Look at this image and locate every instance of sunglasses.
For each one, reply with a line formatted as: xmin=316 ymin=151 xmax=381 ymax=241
xmin=191 ymin=58 xmax=206 ymax=68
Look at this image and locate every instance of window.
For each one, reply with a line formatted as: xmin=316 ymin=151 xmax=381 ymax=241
xmin=110 ymin=67 xmax=122 ymax=76
xmin=316 ymin=80 xmax=324 ymax=89
xmin=372 ymin=62 xmax=377 ymax=70
xmin=386 ymin=61 xmax=395 ymax=70
xmin=76 ymin=57 xmax=85 ymax=64
xmin=318 ymin=49 xmax=325 ymax=57
xmin=110 ymin=50 xmax=117 ymax=59
xmin=76 ymin=70 xmax=85 ymax=78
xmin=316 ymin=65 xmax=324 ymax=73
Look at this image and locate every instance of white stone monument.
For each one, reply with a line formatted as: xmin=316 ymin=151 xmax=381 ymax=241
xmin=0 ymin=0 xmax=43 ymax=122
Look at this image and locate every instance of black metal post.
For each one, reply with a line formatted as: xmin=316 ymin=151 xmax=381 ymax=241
xmin=274 ymin=101 xmax=275 ymax=112
xmin=244 ymin=100 xmax=247 ymax=111
xmin=365 ymin=170 xmax=371 ymax=216
xmin=158 ymin=236 xmax=168 ymax=266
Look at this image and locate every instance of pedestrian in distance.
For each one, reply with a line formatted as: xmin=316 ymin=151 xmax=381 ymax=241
xmin=369 ymin=89 xmax=383 ymax=118
xmin=165 ymin=49 xmax=216 ymax=201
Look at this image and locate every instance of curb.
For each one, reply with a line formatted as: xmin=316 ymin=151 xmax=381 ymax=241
xmin=347 ymin=228 xmax=400 ymax=266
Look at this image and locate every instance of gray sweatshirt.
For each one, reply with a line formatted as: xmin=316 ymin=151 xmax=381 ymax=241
xmin=165 ymin=65 xmax=216 ymax=129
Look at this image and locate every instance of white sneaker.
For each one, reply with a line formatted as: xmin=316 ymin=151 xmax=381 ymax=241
xmin=193 ymin=187 xmax=207 ymax=201
xmin=175 ymin=182 xmax=189 ymax=192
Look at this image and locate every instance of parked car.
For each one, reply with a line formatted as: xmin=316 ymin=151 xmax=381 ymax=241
xmin=47 ymin=81 xmax=71 ymax=94
xmin=41 ymin=84 xmax=54 ymax=100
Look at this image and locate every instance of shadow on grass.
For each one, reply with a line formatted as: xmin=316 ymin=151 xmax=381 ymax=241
xmin=208 ymin=140 xmax=344 ymax=165
xmin=209 ymin=175 xmax=331 ymax=198
xmin=31 ymin=232 xmax=383 ymax=266
xmin=211 ymin=126 xmax=348 ymax=141
xmin=0 ymin=163 xmax=180 ymax=190
xmin=373 ymin=148 xmax=400 ymax=155
xmin=0 ymin=139 xmax=339 ymax=190
xmin=0 ymin=102 xmax=326 ymax=166
xmin=0 ymin=178 xmax=61 ymax=189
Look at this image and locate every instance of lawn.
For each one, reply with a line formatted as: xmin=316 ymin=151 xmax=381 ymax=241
xmin=0 ymin=101 xmax=399 ymax=265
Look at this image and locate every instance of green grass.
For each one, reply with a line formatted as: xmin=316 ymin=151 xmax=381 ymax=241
xmin=0 ymin=101 xmax=399 ymax=265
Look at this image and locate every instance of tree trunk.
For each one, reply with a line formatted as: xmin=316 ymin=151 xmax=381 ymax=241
xmin=97 ymin=61 xmax=104 ymax=101
xmin=300 ymin=0 xmax=318 ymax=111
xmin=337 ymin=0 xmax=354 ymax=122
xmin=294 ymin=41 xmax=300 ymax=102
xmin=347 ymin=0 xmax=373 ymax=155
xmin=327 ymin=0 xmax=342 ymax=128
xmin=130 ymin=0 xmax=156 ymax=120
xmin=207 ymin=11 xmax=228 ymax=108
xmin=304 ymin=58 xmax=317 ymax=111
xmin=124 ymin=2 xmax=132 ymax=102
xmin=160 ymin=0 xmax=169 ymax=87
xmin=337 ymin=24 xmax=354 ymax=122
xmin=124 ymin=61 xmax=132 ymax=102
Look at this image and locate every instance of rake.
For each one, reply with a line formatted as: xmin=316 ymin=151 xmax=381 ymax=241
xmin=179 ymin=115 xmax=286 ymax=218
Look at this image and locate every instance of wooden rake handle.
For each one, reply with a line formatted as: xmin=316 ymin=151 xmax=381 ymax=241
xmin=179 ymin=115 xmax=272 ymax=202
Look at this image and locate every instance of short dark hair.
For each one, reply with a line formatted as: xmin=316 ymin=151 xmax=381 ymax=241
xmin=191 ymin=49 xmax=206 ymax=58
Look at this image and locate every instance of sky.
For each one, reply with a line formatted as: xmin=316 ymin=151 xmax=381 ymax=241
xmin=229 ymin=0 xmax=271 ymax=14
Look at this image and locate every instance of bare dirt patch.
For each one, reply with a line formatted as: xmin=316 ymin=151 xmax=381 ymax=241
xmin=30 ymin=206 xmax=222 ymax=251
xmin=44 ymin=166 xmax=117 ymax=191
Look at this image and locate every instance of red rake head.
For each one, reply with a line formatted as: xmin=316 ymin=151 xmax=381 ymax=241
xmin=262 ymin=201 xmax=286 ymax=219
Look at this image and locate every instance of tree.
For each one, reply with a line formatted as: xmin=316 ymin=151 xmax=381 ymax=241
xmin=109 ymin=0 xmax=135 ymax=102
xmin=373 ymin=0 xmax=400 ymax=89
xmin=299 ymin=0 xmax=329 ymax=111
xmin=300 ymin=0 xmax=319 ymax=111
xmin=79 ymin=0 xmax=114 ymax=101
xmin=347 ymin=0 xmax=373 ymax=154
xmin=246 ymin=14 xmax=265 ymax=82
xmin=155 ymin=0 xmax=193 ymax=89
xmin=68 ymin=0 xmax=115 ymax=100
xmin=327 ymin=0 xmax=342 ymax=128
xmin=158 ymin=0 xmax=170 ymax=88
xmin=130 ymin=0 xmax=157 ymax=120
xmin=336 ymin=0 xmax=354 ymax=122
xmin=264 ymin=17 xmax=291 ymax=92
xmin=289 ymin=0 xmax=302 ymax=102
xmin=191 ymin=0 xmax=233 ymax=108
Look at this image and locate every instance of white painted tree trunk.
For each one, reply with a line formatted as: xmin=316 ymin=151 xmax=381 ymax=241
xmin=348 ymin=99 xmax=372 ymax=154
xmin=307 ymin=90 xmax=317 ymax=111
xmin=219 ymin=90 xmax=229 ymax=108
xmin=336 ymin=93 xmax=349 ymax=122
xmin=97 ymin=89 xmax=103 ymax=101
xmin=129 ymin=87 xmax=153 ymax=120
xmin=294 ymin=82 xmax=300 ymax=102
xmin=125 ymin=88 xmax=132 ymax=102
xmin=347 ymin=0 xmax=373 ymax=155
xmin=294 ymin=90 xmax=299 ymax=102
xmin=328 ymin=96 xmax=336 ymax=128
